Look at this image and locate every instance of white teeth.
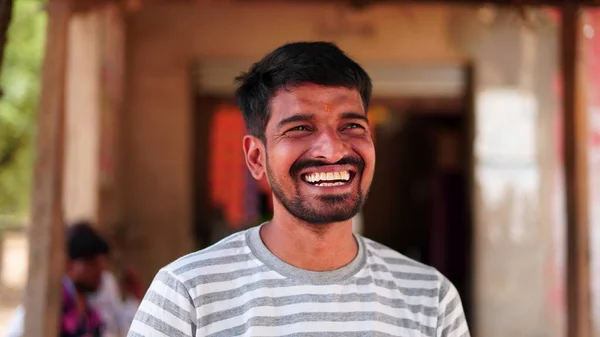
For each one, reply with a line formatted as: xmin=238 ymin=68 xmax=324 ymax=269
xmin=315 ymin=182 xmax=345 ymax=187
xmin=303 ymin=171 xmax=351 ymax=184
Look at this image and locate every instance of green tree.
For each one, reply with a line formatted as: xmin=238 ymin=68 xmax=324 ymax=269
xmin=0 ymin=0 xmax=46 ymax=218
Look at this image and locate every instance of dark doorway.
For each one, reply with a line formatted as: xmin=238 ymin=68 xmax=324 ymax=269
xmin=362 ymin=97 xmax=472 ymax=318
xmin=192 ymin=94 xmax=273 ymax=251
xmin=192 ymin=94 xmax=234 ymax=251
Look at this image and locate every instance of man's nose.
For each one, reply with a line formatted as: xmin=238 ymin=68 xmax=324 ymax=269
xmin=309 ymin=129 xmax=347 ymax=163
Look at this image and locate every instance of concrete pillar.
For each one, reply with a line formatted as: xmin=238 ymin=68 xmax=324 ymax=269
xmin=63 ymin=8 xmax=102 ymax=225
xmin=449 ymin=7 xmax=566 ymax=337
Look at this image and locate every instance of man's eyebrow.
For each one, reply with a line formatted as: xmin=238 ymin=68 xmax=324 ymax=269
xmin=341 ymin=112 xmax=369 ymax=124
xmin=277 ymin=113 xmax=315 ymax=129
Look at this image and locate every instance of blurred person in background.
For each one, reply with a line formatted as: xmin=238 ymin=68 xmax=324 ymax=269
xmin=128 ymin=41 xmax=469 ymax=337
xmin=89 ymin=235 xmax=143 ymax=337
xmin=5 ymin=222 xmax=142 ymax=337
xmin=5 ymin=222 xmax=107 ymax=337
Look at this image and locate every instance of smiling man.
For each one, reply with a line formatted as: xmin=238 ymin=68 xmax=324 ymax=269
xmin=127 ymin=42 xmax=470 ymax=337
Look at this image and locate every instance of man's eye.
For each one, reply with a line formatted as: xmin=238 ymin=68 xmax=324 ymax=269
xmin=290 ymin=126 xmax=310 ymax=132
xmin=345 ymin=124 xmax=364 ymax=130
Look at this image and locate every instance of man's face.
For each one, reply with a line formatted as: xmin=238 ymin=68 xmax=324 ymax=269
xmin=68 ymin=255 xmax=103 ymax=293
xmin=244 ymin=83 xmax=375 ymax=224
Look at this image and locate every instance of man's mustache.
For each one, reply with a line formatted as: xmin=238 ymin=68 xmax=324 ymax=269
xmin=290 ymin=156 xmax=365 ymax=177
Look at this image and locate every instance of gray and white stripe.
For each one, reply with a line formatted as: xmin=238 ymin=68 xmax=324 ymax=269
xmin=128 ymin=226 xmax=470 ymax=337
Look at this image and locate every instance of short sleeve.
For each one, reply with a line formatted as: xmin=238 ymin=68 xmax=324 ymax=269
xmin=436 ymin=274 xmax=470 ymax=337
xmin=127 ymin=269 xmax=196 ymax=337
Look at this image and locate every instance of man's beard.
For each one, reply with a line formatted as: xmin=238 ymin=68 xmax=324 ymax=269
xmin=266 ymin=156 xmax=368 ymax=225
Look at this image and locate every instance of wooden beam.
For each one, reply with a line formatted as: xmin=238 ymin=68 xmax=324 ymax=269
xmin=562 ymin=4 xmax=592 ymax=337
xmin=22 ymin=0 xmax=70 ymax=336
xmin=71 ymin=0 xmax=600 ymax=11
xmin=240 ymin=0 xmax=600 ymax=7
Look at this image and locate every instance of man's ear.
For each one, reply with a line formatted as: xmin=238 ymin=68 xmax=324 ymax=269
xmin=243 ymin=135 xmax=266 ymax=180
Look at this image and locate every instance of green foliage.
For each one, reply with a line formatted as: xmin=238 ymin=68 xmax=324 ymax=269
xmin=0 ymin=0 xmax=47 ymax=217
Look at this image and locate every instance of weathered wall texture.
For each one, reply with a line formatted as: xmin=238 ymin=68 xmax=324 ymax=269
xmin=448 ymin=8 xmax=566 ymax=337
xmin=582 ymin=9 xmax=600 ymax=337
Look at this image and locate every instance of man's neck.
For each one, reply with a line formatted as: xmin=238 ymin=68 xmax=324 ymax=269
xmin=65 ymin=276 xmax=89 ymax=313
xmin=260 ymin=208 xmax=358 ymax=272
xmin=75 ymin=290 xmax=89 ymax=313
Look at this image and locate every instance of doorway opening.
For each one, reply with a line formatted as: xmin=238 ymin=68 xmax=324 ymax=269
xmin=362 ymin=95 xmax=473 ymax=318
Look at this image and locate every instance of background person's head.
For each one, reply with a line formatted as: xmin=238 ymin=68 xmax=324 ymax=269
xmin=66 ymin=221 xmax=109 ymax=293
xmin=236 ymin=41 xmax=375 ymax=225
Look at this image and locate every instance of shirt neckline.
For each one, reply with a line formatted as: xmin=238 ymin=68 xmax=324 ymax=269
xmin=245 ymin=223 xmax=366 ymax=284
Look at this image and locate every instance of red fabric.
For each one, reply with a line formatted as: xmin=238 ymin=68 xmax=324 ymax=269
xmin=209 ymin=104 xmax=248 ymax=227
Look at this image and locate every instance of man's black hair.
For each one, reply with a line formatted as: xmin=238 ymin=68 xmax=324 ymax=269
xmin=235 ymin=41 xmax=372 ymax=141
xmin=66 ymin=220 xmax=110 ymax=260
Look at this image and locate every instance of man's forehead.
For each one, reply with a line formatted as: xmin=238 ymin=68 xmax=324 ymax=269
xmin=272 ymin=85 xmax=362 ymax=109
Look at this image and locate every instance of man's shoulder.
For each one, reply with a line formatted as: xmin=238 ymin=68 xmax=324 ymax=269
xmin=160 ymin=229 xmax=251 ymax=281
xmin=360 ymin=236 xmax=445 ymax=285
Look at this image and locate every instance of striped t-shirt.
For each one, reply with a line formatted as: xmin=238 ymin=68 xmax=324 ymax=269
xmin=127 ymin=225 xmax=470 ymax=337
